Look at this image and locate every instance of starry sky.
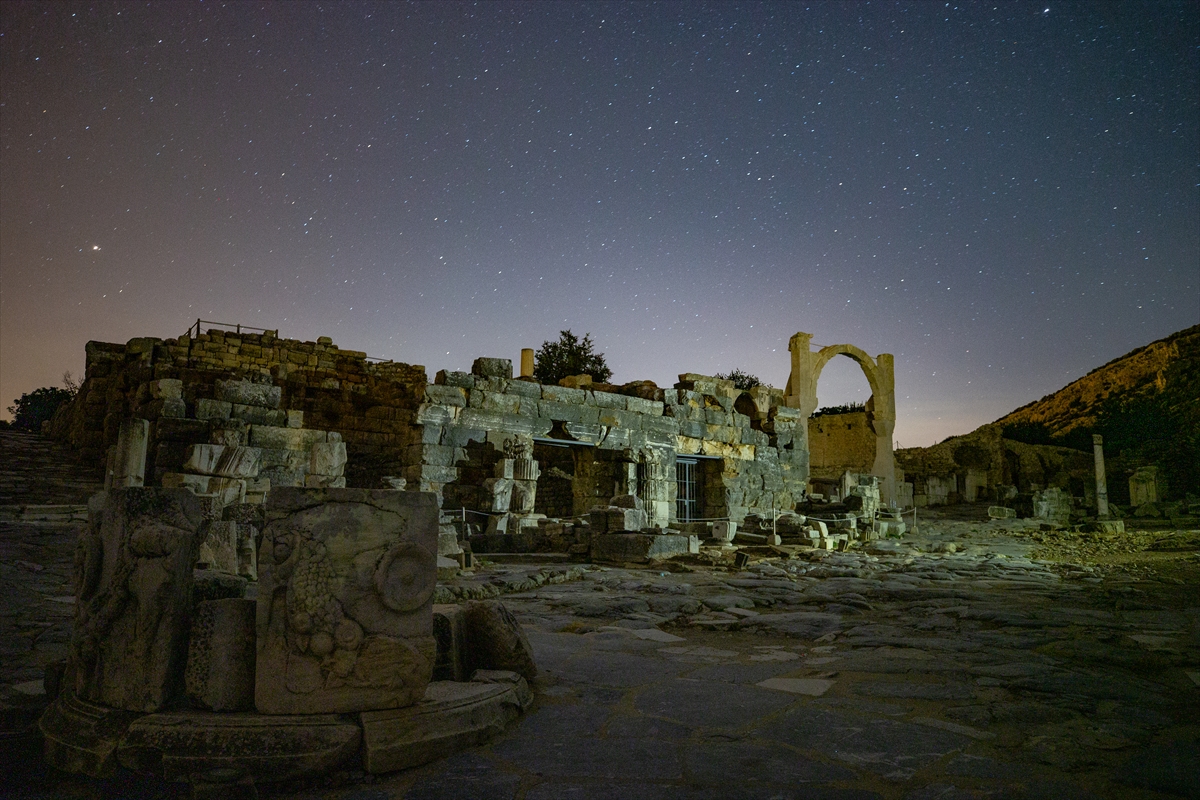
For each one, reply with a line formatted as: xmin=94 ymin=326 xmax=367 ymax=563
xmin=2 ymin=1 xmax=1197 ymax=445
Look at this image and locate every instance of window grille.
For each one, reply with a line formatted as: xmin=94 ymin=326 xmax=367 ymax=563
xmin=676 ymin=458 xmax=701 ymax=521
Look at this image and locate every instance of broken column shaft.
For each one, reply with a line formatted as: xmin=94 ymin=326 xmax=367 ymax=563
xmin=1092 ymin=434 xmax=1110 ymax=518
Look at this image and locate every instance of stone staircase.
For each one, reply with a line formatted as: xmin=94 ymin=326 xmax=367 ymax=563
xmin=0 ymin=430 xmax=104 ymax=508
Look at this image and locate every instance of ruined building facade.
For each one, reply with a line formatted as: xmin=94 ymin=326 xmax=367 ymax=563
xmin=50 ymin=328 xmax=897 ymax=524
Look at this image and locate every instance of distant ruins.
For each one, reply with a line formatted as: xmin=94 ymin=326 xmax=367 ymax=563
xmin=49 ymin=327 xmax=901 ymax=543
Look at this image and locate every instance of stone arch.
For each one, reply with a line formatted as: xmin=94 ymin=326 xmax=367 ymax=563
xmin=785 ymin=332 xmax=897 ymax=505
xmin=810 ymin=344 xmax=884 ymax=407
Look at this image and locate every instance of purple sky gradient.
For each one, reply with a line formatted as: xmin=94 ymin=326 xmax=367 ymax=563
xmin=3 ymin=1 xmax=1196 ymax=445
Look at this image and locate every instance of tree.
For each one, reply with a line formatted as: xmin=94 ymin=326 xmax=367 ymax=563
xmin=7 ymin=386 xmax=75 ymax=431
xmin=533 ymin=330 xmax=613 ymax=386
xmin=714 ymin=369 xmax=762 ymax=390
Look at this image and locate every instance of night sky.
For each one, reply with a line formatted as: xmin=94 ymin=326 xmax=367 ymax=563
xmin=2 ymin=1 xmax=1197 ymax=446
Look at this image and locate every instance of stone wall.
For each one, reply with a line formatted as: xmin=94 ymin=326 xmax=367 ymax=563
xmin=807 ymin=410 xmax=876 ymax=480
xmin=52 ymin=332 xmax=812 ymax=525
xmin=51 ymin=330 xmax=428 ymax=488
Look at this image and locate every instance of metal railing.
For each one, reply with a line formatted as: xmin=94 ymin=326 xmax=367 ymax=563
xmin=182 ymin=319 xmax=396 ymax=363
xmin=183 ymin=319 xmax=276 ymax=338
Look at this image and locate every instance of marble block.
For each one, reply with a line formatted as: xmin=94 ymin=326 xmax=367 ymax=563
xmin=71 ymin=488 xmax=207 ymax=712
xmin=255 ymin=488 xmax=439 ymax=714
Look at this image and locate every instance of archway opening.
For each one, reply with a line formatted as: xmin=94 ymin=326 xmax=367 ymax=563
xmin=808 ymin=355 xmax=877 ymax=483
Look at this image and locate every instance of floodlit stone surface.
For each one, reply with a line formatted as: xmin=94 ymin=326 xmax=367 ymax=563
xmin=255 ymin=488 xmax=439 ymax=714
xmin=71 ymin=488 xmax=207 ymax=712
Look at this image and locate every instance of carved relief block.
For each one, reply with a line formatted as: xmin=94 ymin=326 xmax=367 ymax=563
xmin=72 ymin=488 xmax=207 ymax=712
xmin=256 ymin=488 xmax=439 ymax=714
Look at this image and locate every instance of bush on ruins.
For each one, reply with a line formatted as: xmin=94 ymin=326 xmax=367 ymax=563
xmin=714 ymin=369 xmax=762 ymax=390
xmin=533 ymin=330 xmax=613 ymax=386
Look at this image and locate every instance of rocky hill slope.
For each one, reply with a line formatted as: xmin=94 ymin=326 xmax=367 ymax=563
xmin=992 ymin=324 xmax=1200 ymax=440
xmin=897 ymin=324 xmax=1200 ymax=503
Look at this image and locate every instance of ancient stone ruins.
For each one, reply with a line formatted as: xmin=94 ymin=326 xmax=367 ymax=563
xmin=25 ymin=325 xmax=1178 ymax=797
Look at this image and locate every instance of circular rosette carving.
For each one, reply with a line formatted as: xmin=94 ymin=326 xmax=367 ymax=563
xmin=373 ymin=541 xmax=435 ymax=613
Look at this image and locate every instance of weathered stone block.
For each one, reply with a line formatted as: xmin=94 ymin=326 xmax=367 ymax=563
xmin=597 ymin=408 xmax=643 ymax=430
xmin=309 ymin=441 xmax=347 ymax=477
xmin=71 ymin=489 xmax=207 ymax=712
xmin=186 ymin=598 xmax=256 ymax=711
xmin=259 ymin=448 xmax=308 ymax=470
xmin=462 ymin=600 xmax=537 ymax=680
xmin=215 ymin=380 xmax=281 ymax=409
xmin=209 ymin=419 xmax=249 ymax=447
xmin=606 ymin=507 xmax=647 ymax=532
xmin=642 ymin=416 xmax=680 ymax=438
xmin=712 ymin=520 xmax=737 ymax=542
xmin=140 ymin=397 xmax=187 ymax=419
xmin=471 ymin=357 xmax=512 ymax=379
xmin=256 ymin=489 xmax=439 ymax=714
xmin=183 ymin=444 xmax=262 ymax=478
xmin=435 ymin=370 xmax=475 ymax=388
xmin=458 ymin=409 xmax=553 ymax=437
xmin=625 ymin=396 xmax=664 ymax=416
xmin=591 ymin=533 xmax=693 ymax=563
xmin=147 ymin=379 xmax=183 ymax=400
xmin=541 ymin=385 xmax=587 ymax=404
xmin=439 ymin=426 xmax=486 ymax=448
xmin=249 ymin=425 xmax=327 ymax=451
xmin=473 ymin=390 xmax=522 ymax=414
xmin=591 ymin=390 xmax=628 ymax=409
xmin=196 ymin=398 xmax=233 ymax=420
xmin=425 ymin=385 xmax=468 ymax=407
xmin=231 ymin=404 xmax=288 ymax=426
xmin=162 ymin=473 xmax=248 ymax=506
xmin=538 ymin=400 xmax=600 ymax=424
xmin=484 ymin=477 xmax=513 ymax=512
xmin=416 ymin=403 xmax=456 ymax=427
xmin=503 ymin=379 xmax=541 ymax=398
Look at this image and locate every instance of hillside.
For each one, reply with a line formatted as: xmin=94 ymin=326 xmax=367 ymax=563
xmin=992 ymin=324 xmax=1200 ymax=439
xmin=898 ymin=324 xmax=1200 ymax=503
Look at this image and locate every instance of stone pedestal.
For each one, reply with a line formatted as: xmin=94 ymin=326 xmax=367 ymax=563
xmin=255 ymin=488 xmax=439 ymax=714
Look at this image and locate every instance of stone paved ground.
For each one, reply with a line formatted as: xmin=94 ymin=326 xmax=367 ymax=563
xmin=1 ymin=431 xmax=1198 ymax=799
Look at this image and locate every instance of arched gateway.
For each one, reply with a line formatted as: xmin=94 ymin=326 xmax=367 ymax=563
xmin=784 ymin=332 xmax=897 ymax=505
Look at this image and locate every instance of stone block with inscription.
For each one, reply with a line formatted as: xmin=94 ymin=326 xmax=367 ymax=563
xmin=256 ymin=488 xmax=439 ymax=714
